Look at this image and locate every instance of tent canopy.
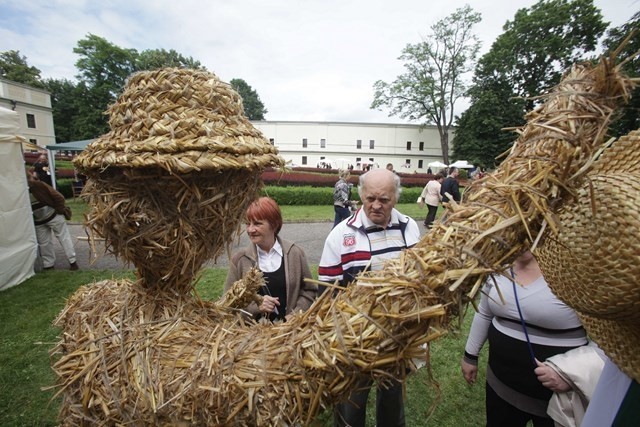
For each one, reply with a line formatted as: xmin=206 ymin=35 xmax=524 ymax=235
xmin=44 ymin=140 xmax=94 ymax=190
xmin=427 ymin=161 xmax=448 ymax=168
xmin=450 ymin=160 xmax=474 ymax=169
xmin=46 ymin=139 xmax=94 ymax=152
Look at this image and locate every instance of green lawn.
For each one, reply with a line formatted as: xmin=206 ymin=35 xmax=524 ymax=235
xmin=66 ymin=198 xmax=438 ymax=225
xmin=0 ymin=267 xmax=486 ymax=426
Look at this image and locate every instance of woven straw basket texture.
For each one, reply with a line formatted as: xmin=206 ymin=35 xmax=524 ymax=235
xmin=537 ymin=130 xmax=640 ymax=382
xmin=52 ymin=58 xmax=637 ymax=426
xmin=74 ymin=68 xmax=283 ymax=174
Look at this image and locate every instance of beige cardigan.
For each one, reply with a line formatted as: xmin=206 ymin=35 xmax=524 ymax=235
xmin=223 ymin=237 xmax=317 ymax=318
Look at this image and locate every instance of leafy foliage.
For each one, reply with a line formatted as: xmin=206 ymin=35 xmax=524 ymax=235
xmin=0 ymin=50 xmax=44 ymax=88
xmin=476 ymin=0 xmax=607 ymax=110
xmin=453 ymin=0 xmax=607 ymax=168
xmin=371 ymin=5 xmax=481 ymax=164
xmin=230 ymin=78 xmax=268 ymax=120
xmin=135 ymin=48 xmax=205 ymax=72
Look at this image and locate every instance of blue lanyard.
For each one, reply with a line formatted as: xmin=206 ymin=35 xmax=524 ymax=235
xmin=511 ymin=268 xmax=537 ymax=367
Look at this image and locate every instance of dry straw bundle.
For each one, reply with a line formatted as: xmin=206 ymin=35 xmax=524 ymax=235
xmin=52 ymin=56 xmax=636 ymax=426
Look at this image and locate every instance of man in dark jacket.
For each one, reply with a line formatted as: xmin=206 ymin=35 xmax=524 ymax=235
xmin=440 ymin=167 xmax=461 ymax=203
xmin=26 ymin=172 xmax=79 ymax=270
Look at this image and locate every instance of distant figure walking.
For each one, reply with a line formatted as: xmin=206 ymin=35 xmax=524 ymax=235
xmin=419 ymin=172 xmax=445 ymax=228
xmin=333 ymin=169 xmax=355 ymax=228
xmin=26 ymin=171 xmax=79 ymax=271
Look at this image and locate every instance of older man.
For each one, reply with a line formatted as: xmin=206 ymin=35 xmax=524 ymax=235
xmin=318 ymin=168 xmax=420 ymax=427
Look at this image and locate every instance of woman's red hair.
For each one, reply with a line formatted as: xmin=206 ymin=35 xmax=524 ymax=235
xmin=246 ymin=197 xmax=283 ymax=235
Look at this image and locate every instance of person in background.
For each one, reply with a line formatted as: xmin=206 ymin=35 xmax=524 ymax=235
xmin=427 ymin=166 xmax=433 ymax=175
xmin=386 ymin=163 xmax=394 ymax=172
xmin=32 ymin=154 xmax=52 ymax=186
xmin=419 ymin=172 xmax=445 ymax=229
xmin=26 ymin=171 xmax=79 ymax=271
xmin=333 ymin=169 xmax=356 ymax=228
xmin=461 ymin=250 xmax=588 ymax=427
xmin=440 ymin=166 xmax=461 ymax=204
xmin=223 ymin=197 xmax=317 ymax=322
xmin=319 ymin=168 xmax=420 ymax=427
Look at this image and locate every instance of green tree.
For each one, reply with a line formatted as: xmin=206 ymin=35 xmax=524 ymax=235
xmin=135 ymin=48 xmax=205 ymax=71
xmin=371 ymin=5 xmax=481 ymax=164
xmin=452 ymin=77 xmax=526 ymax=168
xmin=453 ymin=0 xmax=607 ymax=168
xmin=72 ymin=34 xmax=137 ymax=137
xmin=0 ymin=50 xmax=44 ymax=88
xmin=230 ymin=78 xmax=268 ymax=120
xmin=477 ymin=0 xmax=607 ymax=110
xmin=43 ymin=78 xmax=80 ymax=143
xmin=602 ymin=11 xmax=640 ymax=137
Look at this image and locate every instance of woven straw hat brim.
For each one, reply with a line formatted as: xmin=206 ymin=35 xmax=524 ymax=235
xmin=538 ymin=130 xmax=640 ymax=382
xmin=74 ymin=67 xmax=284 ymax=174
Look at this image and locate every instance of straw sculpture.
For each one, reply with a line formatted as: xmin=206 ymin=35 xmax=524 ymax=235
xmin=51 ymin=54 xmax=636 ymax=426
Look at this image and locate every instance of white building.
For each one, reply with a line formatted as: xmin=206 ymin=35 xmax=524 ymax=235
xmin=0 ymin=78 xmax=55 ymax=148
xmin=252 ymin=121 xmax=447 ymax=172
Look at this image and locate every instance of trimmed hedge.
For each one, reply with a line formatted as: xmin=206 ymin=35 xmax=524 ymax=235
xmin=261 ymin=185 xmax=422 ymax=206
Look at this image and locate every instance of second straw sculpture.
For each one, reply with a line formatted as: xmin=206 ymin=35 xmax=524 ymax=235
xmin=52 ymin=56 xmax=634 ymax=426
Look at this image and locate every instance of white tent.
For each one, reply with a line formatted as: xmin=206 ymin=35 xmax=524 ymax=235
xmin=0 ymin=107 xmax=38 ymax=291
xmin=427 ymin=161 xmax=448 ymax=168
xmin=450 ymin=160 xmax=475 ymax=169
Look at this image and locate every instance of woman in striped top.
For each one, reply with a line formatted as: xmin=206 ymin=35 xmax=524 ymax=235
xmin=461 ymin=250 xmax=588 ymax=426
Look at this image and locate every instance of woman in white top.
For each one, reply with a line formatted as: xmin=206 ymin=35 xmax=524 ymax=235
xmin=419 ymin=172 xmax=445 ymax=228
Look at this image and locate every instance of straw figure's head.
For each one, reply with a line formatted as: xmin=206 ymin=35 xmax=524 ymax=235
xmin=536 ymin=130 xmax=640 ymax=383
xmin=74 ymin=68 xmax=284 ymax=292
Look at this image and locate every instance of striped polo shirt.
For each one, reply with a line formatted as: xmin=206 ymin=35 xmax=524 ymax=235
xmin=318 ymin=207 xmax=420 ymax=287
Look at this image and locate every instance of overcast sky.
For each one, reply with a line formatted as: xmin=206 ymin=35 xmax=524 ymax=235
xmin=0 ymin=0 xmax=636 ymax=124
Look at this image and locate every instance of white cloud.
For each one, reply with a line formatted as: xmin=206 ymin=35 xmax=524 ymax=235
xmin=1 ymin=0 xmax=636 ymax=124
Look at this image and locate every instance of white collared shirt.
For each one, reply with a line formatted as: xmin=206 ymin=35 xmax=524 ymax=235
xmin=256 ymin=239 xmax=283 ymax=272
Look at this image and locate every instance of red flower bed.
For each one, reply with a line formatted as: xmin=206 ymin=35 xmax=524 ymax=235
xmin=261 ymin=167 xmax=435 ymax=188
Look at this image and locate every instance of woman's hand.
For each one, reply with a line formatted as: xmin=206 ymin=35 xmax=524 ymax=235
xmin=461 ymin=359 xmax=478 ymax=385
xmin=535 ymin=359 xmax=571 ymax=392
xmin=259 ymin=295 xmax=280 ymax=314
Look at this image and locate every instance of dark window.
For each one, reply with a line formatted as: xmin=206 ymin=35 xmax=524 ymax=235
xmin=369 ymin=140 xmax=375 ymax=149
xmin=26 ymin=113 xmax=36 ymax=128
xmin=406 ymin=141 xmax=411 ymax=150
xmin=356 ymin=139 xmax=362 ymax=149
xmin=302 ymin=138 xmax=308 ymax=148
xmin=302 ymin=156 xmax=307 ymax=165
xmin=320 ymin=138 xmax=326 ymax=148
xmin=269 ymin=138 xmax=275 ymax=145
xmin=419 ymin=142 xmax=424 ymax=151
xmin=405 ymin=159 xmax=411 ymax=166
xmin=29 ymin=138 xmax=37 ymax=144
xmin=418 ymin=160 xmax=423 ymax=168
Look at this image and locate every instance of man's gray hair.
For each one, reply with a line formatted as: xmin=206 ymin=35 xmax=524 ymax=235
xmin=358 ymin=169 xmax=402 ymax=201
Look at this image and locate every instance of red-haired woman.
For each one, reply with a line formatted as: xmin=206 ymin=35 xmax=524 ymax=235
xmin=224 ymin=197 xmax=317 ymax=321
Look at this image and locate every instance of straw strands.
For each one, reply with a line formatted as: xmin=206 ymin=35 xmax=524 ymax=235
xmin=52 ymin=57 xmax=636 ymax=426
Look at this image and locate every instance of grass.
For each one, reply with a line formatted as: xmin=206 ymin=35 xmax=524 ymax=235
xmin=0 ymin=267 xmax=486 ymax=426
xmin=65 ymin=198 xmax=437 ymax=225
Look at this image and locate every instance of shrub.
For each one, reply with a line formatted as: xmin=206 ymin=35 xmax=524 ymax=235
xmin=260 ymin=185 xmax=423 ymax=206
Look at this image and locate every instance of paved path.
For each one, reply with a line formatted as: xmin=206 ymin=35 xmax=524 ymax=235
xmin=52 ymin=221 xmax=429 ymax=271
xmin=51 ymin=221 xmax=344 ymax=271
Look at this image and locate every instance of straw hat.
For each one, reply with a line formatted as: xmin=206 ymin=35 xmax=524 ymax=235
xmin=74 ymin=67 xmax=284 ymax=174
xmin=71 ymin=68 xmax=285 ymax=289
xmin=537 ymin=130 xmax=640 ymax=382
